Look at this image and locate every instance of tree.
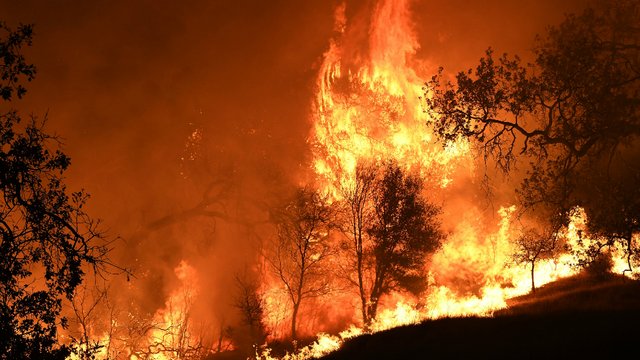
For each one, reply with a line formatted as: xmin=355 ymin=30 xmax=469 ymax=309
xmin=364 ymin=162 xmax=443 ymax=324
xmin=232 ymin=272 xmax=267 ymax=355
xmin=267 ymin=187 xmax=334 ymax=340
xmin=579 ymin=151 xmax=640 ymax=275
xmin=337 ymin=161 xmax=377 ymax=329
xmin=425 ymin=1 xmax=640 ymax=269
xmin=512 ymin=227 xmax=558 ymax=293
xmin=0 ymin=22 xmax=110 ymax=359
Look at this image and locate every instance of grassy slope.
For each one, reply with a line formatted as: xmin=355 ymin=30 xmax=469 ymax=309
xmin=320 ymin=273 xmax=640 ymax=359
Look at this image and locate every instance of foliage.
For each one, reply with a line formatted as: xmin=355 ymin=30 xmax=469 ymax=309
xmin=425 ymin=0 xmax=640 ymax=270
xmin=365 ymin=161 xmax=443 ymax=320
xmin=0 ymin=22 xmax=35 ymax=101
xmin=339 ymin=161 xmax=444 ymax=326
xmin=0 ymin=22 xmax=109 ymax=359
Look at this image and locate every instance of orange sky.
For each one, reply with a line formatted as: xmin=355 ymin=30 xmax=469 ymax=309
xmin=0 ymin=0 xmax=589 ymax=227
xmin=0 ymin=0 xmax=592 ymax=326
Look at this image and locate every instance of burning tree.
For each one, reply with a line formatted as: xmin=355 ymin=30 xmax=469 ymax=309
xmin=339 ymin=161 xmax=444 ymax=327
xmin=425 ymin=0 xmax=640 ymax=271
xmin=0 ymin=22 xmax=111 ymax=359
xmin=338 ymin=162 xmax=377 ymax=328
xmin=365 ymin=162 xmax=443 ymax=324
xmin=267 ymin=187 xmax=335 ymax=340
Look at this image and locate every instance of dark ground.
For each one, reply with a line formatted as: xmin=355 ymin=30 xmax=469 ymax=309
xmin=319 ymin=274 xmax=640 ymax=359
xmin=210 ymin=273 xmax=640 ymax=359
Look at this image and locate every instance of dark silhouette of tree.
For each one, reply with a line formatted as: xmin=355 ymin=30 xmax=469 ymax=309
xmin=0 ymin=22 xmax=35 ymax=101
xmin=337 ymin=161 xmax=377 ymax=329
xmin=232 ymin=272 xmax=267 ymax=356
xmin=267 ymin=186 xmax=334 ymax=340
xmin=0 ymin=22 xmax=112 ymax=359
xmin=68 ymin=282 xmax=110 ymax=359
xmin=512 ymin=227 xmax=558 ymax=293
xmin=578 ymin=152 xmax=640 ymax=275
xmin=425 ymin=1 xmax=640 ymax=269
xmin=364 ymin=162 xmax=443 ymax=325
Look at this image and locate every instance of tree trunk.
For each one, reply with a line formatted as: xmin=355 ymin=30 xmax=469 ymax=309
xmin=366 ymin=300 xmax=378 ymax=329
xmin=365 ymin=283 xmax=381 ymax=329
xmin=291 ymin=301 xmax=300 ymax=340
xmin=531 ymin=261 xmax=536 ymax=294
xmin=357 ymin=244 xmax=368 ymax=327
xmin=624 ymin=235 xmax=633 ymax=277
xmin=216 ymin=323 xmax=224 ymax=352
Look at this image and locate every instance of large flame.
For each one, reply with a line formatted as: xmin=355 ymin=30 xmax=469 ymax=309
xmin=311 ymin=0 xmax=467 ymax=195
xmin=67 ymin=1 xmax=638 ymax=359
xmin=257 ymin=0 xmax=634 ymax=357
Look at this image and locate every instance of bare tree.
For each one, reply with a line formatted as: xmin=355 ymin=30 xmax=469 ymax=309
xmin=512 ymin=227 xmax=558 ymax=293
xmin=232 ymin=272 xmax=267 ymax=355
xmin=338 ymin=162 xmax=377 ymax=327
xmin=267 ymin=186 xmax=334 ymax=340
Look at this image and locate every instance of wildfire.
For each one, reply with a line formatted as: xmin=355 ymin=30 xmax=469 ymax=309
xmin=140 ymin=261 xmax=204 ymax=360
xmin=68 ymin=1 xmax=637 ymax=359
xmin=311 ymin=0 xmax=467 ymax=197
xmin=257 ymin=0 xmax=638 ymax=357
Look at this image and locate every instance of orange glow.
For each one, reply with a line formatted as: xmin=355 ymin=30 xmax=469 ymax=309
xmin=261 ymin=0 xmax=637 ymax=357
xmin=311 ymin=0 xmax=467 ymax=198
xmin=65 ymin=1 xmax=638 ymax=359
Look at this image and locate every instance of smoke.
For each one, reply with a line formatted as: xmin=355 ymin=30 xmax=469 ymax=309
xmin=0 ymin=0 xmax=593 ymax=349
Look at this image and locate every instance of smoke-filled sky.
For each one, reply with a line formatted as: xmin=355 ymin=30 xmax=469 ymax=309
xmin=1 ymin=0 xmax=591 ymax=333
xmin=1 ymin=0 xmax=589 ymax=227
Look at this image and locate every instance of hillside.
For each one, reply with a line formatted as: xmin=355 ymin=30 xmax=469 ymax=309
xmin=320 ymin=274 xmax=640 ymax=359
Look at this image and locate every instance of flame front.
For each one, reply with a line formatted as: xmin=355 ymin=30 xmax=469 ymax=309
xmin=308 ymin=0 xmax=519 ymax=323
xmin=304 ymin=0 xmax=597 ymax=347
xmin=311 ymin=0 xmax=467 ymax=195
xmin=65 ymin=1 xmax=638 ymax=359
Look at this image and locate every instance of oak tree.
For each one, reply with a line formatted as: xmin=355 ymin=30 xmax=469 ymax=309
xmin=267 ymin=186 xmax=334 ymax=340
xmin=426 ymin=0 xmax=640 ymax=271
xmin=0 ymin=22 xmax=110 ymax=359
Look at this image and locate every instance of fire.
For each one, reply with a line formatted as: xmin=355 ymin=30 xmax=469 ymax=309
xmin=311 ymin=0 xmax=467 ymax=196
xmin=141 ymin=261 xmax=203 ymax=360
xmin=308 ymin=0 xmax=516 ymax=326
xmin=264 ymin=0 xmax=637 ymax=357
xmin=66 ymin=261 xmax=228 ymax=360
xmin=68 ymin=1 xmax=638 ymax=359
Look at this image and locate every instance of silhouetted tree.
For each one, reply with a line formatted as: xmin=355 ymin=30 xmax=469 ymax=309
xmin=579 ymin=153 xmax=640 ymax=275
xmin=0 ymin=22 xmax=110 ymax=359
xmin=426 ymin=0 xmax=640 ymax=269
xmin=337 ymin=162 xmax=377 ymax=328
xmin=68 ymin=282 xmax=110 ymax=359
xmin=232 ymin=272 xmax=267 ymax=355
xmin=267 ymin=187 xmax=334 ymax=340
xmin=512 ymin=227 xmax=558 ymax=293
xmin=364 ymin=162 xmax=443 ymax=325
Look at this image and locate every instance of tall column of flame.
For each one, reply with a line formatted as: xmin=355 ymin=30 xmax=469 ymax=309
xmin=311 ymin=0 xmax=467 ymax=195
xmin=307 ymin=0 xmax=580 ymax=332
